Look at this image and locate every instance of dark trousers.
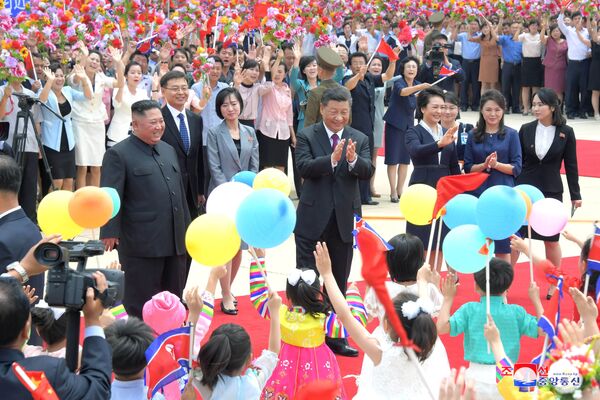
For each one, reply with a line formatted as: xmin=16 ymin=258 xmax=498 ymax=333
xmin=502 ymin=62 xmax=522 ymax=113
xmin=565 ymin=59 xmax=590 ymax=115
xmin=359 ymin=130 xmax=375 ymax=203
xmin=202 ymin=145 xmax=210 ymax=199
xmin=19 ymin=152 xmax=38 ymax=223
xmin=289 ymin=144 xmax=302 ymax=198
xmin=295 ymin=213 xmax=353 ymax=296
xmin=119 ymin=254 xmax=187 ymax=318
xmin=460 ymin=59 xmax=481 ymax=109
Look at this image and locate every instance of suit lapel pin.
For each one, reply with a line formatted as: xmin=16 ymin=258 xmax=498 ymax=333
xmin=559 ymin=132 xmax=566 ymax=139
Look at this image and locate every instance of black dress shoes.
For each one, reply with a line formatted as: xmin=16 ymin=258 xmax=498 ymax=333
xmin=220 ymin=301 xmax=238 ymax=315
xmin=326 ymin=337 xmax=359 ymax=357
xmin=362 ymin=200 xmax=379 ymax=206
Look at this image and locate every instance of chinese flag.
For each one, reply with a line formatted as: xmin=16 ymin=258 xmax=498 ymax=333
xmin=12 ymin=363 xmax=59 ymax=400
xmin=432 ymin=172 xmax=488 ymax=220
xmin=375 ymin=39 xmax=399 ymax=61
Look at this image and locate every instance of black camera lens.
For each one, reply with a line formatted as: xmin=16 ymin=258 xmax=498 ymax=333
xmin=42 ymin=248 xmax=60 ymax=261
xmin=34 ymin=242 xmax=68 ymax=267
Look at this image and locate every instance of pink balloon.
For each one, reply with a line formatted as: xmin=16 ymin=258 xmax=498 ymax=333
xmin=529 ymin=198 xmax=568 ymax=237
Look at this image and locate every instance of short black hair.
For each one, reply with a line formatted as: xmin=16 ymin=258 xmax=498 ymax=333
xmin=48 ymin=62 xmax=63 ymax=74
xmin=242 ymin=59 xmax=259 ymax=71
xmin=533 ymin=88 xmax=566 ymax=126
xmin=131 ymin=100 xmax=161 ymax=117
xmin=105 ymin=317 xmax=155 ymax=377
xmin=320 ymin=86 xmax=352 ymax=107
xmin=208 ymin=55 xmax=224 ymax=68
xmin=0 ymin=155 xmax=22 ymax=194
xmin=416 ymin=86 xmax=445 ymax=120
xmin=30 ymin=307 xmax=67 ymax=345
xmin=348 ymin=52 xmax=368 ymax=65
xmin=132 ymin=51 xmax=149 ymax=62
xmin=215 ymin=87 xmax=244 ymax=119
xmin=298 ymin=56 xmax=317 ymax=80
xmin=160 ymin=70 xmax=187 ymax=88
xmin=399 ymin=56 xmax=421 ymax=77
xmin=386 ymin=233 xmax=425 ymax=283
xmin=170 ymin=63 xmax=188 ymax=73
xmin=172 ymin=48 xmax=190 ymax=63
xmin=473 ymin=89 xmax=506 ymax=143
xmin=474 ymin=257 xmax=514 ymax=295
xmin=280 ymin=42 xmax=294 ymax=52
xmin=124 ymin=61 xmax=142 ymax=76
xmin=0 ymin=277 xmax=30 ymax=346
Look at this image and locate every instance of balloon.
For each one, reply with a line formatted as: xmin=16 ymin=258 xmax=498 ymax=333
xmin=206 ymin=182 xmax=253 ymax=220
xmin=253 ymin=168 xmax=291 ymax=196
xmin=476 ymin=186 xmax=527 ymax=240
xmin=68 ymin=186 xmax=114 ymax=229
xmin=399 ymin=184 xmax=437 ymax=226
xmin=236 ymin=189 xmax=296 ymax=248
xmin=102 ymin=187 xmax=121 ymax=219
xmin=232 ymin=170 xmax=257 ymax=187
xmin=515 ymin=189 xmax=532 ymax=223
xmin=443 ymin=224 xmax=495 ymax=273
xmin=529 ymin=198 xmax=568 ymax=237
xmin=514 ymin=184 xmax=544 ymax=204
xmin=38 ymin=191 xmax=84 ymax=239
xmin=443 ymin=194 xmax=478 ymax=229
xmin=185 ymin=213 xmax=241 ymax=266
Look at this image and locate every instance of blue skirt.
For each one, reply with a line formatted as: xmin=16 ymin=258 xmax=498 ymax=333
xmin=384 ymin=124 xmax=411 ymax=165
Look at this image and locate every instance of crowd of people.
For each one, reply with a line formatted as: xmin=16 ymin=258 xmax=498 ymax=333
xmin=0 ymin=4 xmax=599 ymax=400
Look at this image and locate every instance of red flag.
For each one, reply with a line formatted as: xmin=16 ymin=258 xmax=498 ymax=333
xmin=145 ymin=326 xmax=191 ymax=399
xmin=375 ymin=39 xmax=399 ymax=61
xmin=12 ymin=363 xmax=59 ymax=400
xmin=355 ymin=218 xmax=417 ymax=351
xmin=432 ymin=172 xmax=488 ymax=220
xmin=200 ymin=14 xmax=218 ymax=41
xmin=439 ymin=65 xmax=459 ymax=77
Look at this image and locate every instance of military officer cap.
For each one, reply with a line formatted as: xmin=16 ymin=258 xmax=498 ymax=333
xmin=429 ymin=12 xmax=444 ymax=25
xmin=316 ymin=47 xmax=343 ymax=71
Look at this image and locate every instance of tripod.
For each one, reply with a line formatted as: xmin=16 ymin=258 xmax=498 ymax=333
xmin=12 ymin=94 xmax=65 ymax=192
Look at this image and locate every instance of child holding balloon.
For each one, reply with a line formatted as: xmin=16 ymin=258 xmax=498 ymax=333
xmin=436 ymin=258 xmax=543 ymax=400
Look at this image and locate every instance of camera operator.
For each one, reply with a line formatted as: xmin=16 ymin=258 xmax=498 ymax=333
xmin=0 ymin=271 xmax=112 ymax=399
xmin=0 ymin=78 xmax=40 ymax=222
xmin=418 ymin=33 xmax=464 ymax=93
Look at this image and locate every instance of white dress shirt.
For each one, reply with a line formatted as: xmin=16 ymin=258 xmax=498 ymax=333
xmin=535 ymin=122 xmax=556 ymax=160
xmin=558 ymin=14 xmax=590 ymax=60
xmin=324 ymin=124 xmax=357 ymax=170
xmin=0 ymin=206 xmax=21 ymax=221
xmin=166 ymin=103 xmax=190 ymax=144
xmin=419 ymin=120 xmax=444 ymax=162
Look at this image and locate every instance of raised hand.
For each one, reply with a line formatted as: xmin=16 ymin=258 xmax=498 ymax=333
xmin=331 ymin=138 xmax=346 ymax=163
xmin=483 ymin=314 xmax=500 ymax=344
xmin=42 ymin=67 xmax=55 ymax=81
xmin=314 ymin=241 xmax=333 ymax=276
xmin=266 ymin=290 xmax=282 ymax=312
xmin=438 ymin=127 xmax=457 ymax=148
xmin=23 ymin=285 xmax=38 ymax=304
xmin=108 ymin=46 xmax=123 ymax=63
xmin=345 ymin=138 xmax=357 ymax=162
xmin=184 ymin=286 xmax=203 ymax=317
xmin=441 ymin=273 xmax=459 ymax=299
xmin=247 ymin=44 xmax=257 ymax=60
xmin=159 ymin=42 xmax=172 ymax=62
xmin=72 ymin=64 xmax=86 ymax=78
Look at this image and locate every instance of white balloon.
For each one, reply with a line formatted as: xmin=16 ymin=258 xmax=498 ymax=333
xmin=206 ymin=182 xmax=254 ymax=220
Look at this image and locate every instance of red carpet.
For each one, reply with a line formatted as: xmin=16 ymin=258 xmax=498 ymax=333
xmin=560 ymin=140 xmax=600 ymax=178
xmin=205 ymin=257 xmax=579 ymax=398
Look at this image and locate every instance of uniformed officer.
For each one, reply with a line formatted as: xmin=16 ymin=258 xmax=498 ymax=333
xmin=100 ymin=100 xmax=191 ymax=318
xmin=303 ymin=47 xmax=345 ymax=127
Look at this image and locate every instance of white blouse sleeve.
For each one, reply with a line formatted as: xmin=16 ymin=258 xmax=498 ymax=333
xmin=250 ymin=349 xmax=279 ymax=390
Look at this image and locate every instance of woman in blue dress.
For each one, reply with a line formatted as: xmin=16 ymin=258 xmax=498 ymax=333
xmin=383 ymin=56 xmax=431 ymax=203
xmin=464 ymin=89 xmax=522 ymax=261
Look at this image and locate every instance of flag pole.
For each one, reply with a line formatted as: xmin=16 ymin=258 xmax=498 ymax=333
xmin=528 ymin=224 xmax=534 ymax=283
xmin=212 ymin=10 xmax=220 ymax=50
xmin=433 ymin=213 xmax=444 ymax=271
xmin=29 ymin=52 xmax=38 ymax=82
xmin=425 ymin=217 xmax=438 ymax=266
xmin=415 ymin=75 xmax=451 ymax=96
xmin=188 ymin=322 xmax=195 ymax=369
xmin=406 ymin=348 xmax=436 ymax=400
xmin=485 ymin=247 xmax=491 ymax=353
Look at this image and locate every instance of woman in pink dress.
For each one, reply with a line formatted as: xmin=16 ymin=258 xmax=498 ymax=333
xmin=541 ymin=21 xmax=568 ymax=103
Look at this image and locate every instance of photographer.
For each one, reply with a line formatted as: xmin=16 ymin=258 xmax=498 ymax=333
xmin=418 ymin=33 xmax=464 ymax=93
xmin=0 ymin=272 xmax=112 ymax=399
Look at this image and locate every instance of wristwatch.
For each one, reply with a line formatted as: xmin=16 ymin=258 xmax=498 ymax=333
xmin=5 ymin=261 xmax=29 ymax=284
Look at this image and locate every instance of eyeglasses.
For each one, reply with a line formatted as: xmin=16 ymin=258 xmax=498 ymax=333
xmin=164 ymin=86 xmax=189 ymax=92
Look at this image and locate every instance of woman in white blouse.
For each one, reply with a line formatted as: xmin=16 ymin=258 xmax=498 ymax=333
xmin=515 ymin=88 xmax=581 ymax=268
xmin=519 ymin=20 xmax=543 ymax=116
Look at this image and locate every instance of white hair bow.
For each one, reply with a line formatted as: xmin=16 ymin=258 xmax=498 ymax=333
xmin=287 ymin=269 xmax=317 ymax=286
xmin=401 ymin=298 xmax=434 ymax=320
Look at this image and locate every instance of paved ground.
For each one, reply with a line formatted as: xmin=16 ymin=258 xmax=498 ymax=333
xmin=81 ymin=111 xmax=599 ymax=301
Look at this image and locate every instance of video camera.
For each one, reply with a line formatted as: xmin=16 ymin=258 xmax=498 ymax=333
xmin=12 ymin=92 xmax=37 ymax=110
xmin=427 ymin=42 xmax=454 ymax=78
xmin=34 ymin=240 xmax=124 ymax=309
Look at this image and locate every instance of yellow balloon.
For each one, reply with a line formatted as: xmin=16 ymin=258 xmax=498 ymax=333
xmin=38 ymin=191 xmax=84 ymax=239
xmin=399 ymin=184 xmax=437 ymax=226
xmin=185 ymin=213 xmax=241 ymax=266
xmin=253 ymin=168 xmax=291 ymax=196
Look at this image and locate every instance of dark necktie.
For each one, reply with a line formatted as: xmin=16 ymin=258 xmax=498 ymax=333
xmin=177 ymin=113 xmax=190 ymax=154
xmin=331 ymin=133 xmax=339 ymax=151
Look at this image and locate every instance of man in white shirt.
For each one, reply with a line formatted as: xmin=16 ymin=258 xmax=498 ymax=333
xmin=558 ymin=9 xmax=591 ymax=119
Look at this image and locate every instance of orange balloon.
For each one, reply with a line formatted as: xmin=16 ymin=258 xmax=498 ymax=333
xmin=68 ymin=186 xmax=114 ymax=228
xmin=516 ymin=189 xmax=532 ymax=220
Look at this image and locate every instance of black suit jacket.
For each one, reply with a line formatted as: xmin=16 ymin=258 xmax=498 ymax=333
xmin=161 ymin=106 xmax=204 ymax=215
xmin=343 ymin=73 xmax=384 ymax=137
xmin=516 ymin=121 xmax=581 ymax=200
xmin=294 ymin=122 xmax=373 ymax=243
xmin=0 ymin=336 xmax=112 ymax=400
xmin=100 ymin=135 xmax=190 ymax=257
xmin=0 ymin=208 xmax=44 ymax=297
xmin=406 ymin=124 xmax=461 ymax=186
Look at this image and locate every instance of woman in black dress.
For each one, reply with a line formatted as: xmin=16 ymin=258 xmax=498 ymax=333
xmin=39 ymin=63 xmax=92 ymax=190
xmin=405 ymin=87 xmax=460 ymax=271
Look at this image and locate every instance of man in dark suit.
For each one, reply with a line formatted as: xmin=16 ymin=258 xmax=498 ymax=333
xmin=160 ymin=70 xmax=204 ymax=218
xmin=100 ymin=100 xmax=191 ymax=318
xmin=0 ymin=156 xmax=43 ymax=345
xmin=295 ymin=86 xmax=374 ymax=357
xmin=343 ymin=50 xmax=398 ymax=205
xmin=0 ymin=274 xmax=112 ymax=399
xmin=419 ymin=33 xmax=464 ymax=93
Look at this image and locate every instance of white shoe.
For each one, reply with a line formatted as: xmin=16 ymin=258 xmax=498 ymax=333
xmin=595 ymin=114 xmax=600 ymax=121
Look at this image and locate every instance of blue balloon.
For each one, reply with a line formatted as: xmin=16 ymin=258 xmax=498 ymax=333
xmin=232 ymin=171 xmax=257 ymax=187
xmin=514 ymin=184 xmax=544 ymax=204
xmin=443 ymin=194 xmax=479 ymax=229
xmin=443 ymin=224 xmax=495 ymax=273
xmin=476 ymin=185 xmax=527 ymax=240
xmin=102 ymin=187 xmax=121 ymax=219
xmin=235 ymin=189 xmax=296 ymax=248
